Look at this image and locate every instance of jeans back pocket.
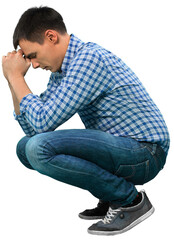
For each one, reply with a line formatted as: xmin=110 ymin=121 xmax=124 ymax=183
xmin=115 ymin=160 xmax=150 ymax=185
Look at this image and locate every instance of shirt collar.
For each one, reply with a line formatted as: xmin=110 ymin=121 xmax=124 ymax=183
xmin=60 ymin=34 xmax=85 ymax=74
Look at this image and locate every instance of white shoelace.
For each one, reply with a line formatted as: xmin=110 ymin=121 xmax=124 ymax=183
xmin=102 ymin=207 xmax=121 ymax=224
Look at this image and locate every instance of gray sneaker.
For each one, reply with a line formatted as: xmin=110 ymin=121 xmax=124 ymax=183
xmin=88 ymin=190 xmax=155 ymax=235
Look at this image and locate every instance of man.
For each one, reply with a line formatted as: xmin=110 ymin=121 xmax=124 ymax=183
xmin=2 ymin=6 xmax=170 ymax=235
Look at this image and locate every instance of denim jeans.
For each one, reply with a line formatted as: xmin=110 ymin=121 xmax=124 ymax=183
xmin=16 ymin=129 xmax=166 ymax=207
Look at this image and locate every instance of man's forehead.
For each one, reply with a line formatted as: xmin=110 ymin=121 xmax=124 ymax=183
xmin=19 ymin=39 xmax=37 ymax=57
xmin=19 ymin=39 xmax=29 ymax=53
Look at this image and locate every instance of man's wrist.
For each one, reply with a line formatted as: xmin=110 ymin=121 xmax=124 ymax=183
xmin=8 ymin=74 xmax=25 ymax=85
xmin=8 ymin=75 xmax=32 ymax=103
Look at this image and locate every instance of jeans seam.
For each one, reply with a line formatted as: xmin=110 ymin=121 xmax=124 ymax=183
xmin=46 ymin=136 xmax=142 ymax=151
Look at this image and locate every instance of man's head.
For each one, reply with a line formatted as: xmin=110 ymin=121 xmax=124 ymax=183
xmin=13 ymin=6 xmax=70 ymax=72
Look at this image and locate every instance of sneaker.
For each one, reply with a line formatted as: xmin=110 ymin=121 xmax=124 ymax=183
xmin=78 ymin=200 xmax=110 ymax=220
xmin=88 ymin=190 xmax=155 ymax=235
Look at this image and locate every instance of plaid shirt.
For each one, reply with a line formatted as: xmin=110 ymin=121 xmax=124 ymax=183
xmin=15 ymin=34 xmax=170 ymax=153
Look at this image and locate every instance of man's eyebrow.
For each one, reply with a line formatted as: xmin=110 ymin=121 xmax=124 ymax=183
xmin=25 ymin=52 xmax=37 ymax=59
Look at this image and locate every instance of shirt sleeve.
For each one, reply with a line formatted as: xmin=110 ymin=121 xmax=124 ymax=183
xmin=14 ymin=74 xmax=61 ymax=136
xmin=17 ymin=49 xmax=109 ymax=135
xmin=14 ymin=112 xmax=36 ymax=137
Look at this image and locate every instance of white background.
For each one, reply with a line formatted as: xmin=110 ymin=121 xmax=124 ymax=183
xmin=0 ymin=0 xmax=173 ymax=239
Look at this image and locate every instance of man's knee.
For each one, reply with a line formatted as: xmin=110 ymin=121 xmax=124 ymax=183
xmin=16 ymin=136 xmax=34 ymax=169
xmin=25 ymin=133 xmax=50 ymax=172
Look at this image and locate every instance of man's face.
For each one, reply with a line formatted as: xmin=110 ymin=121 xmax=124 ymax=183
xmin=19 ymin=38 xmax=63 ymax=72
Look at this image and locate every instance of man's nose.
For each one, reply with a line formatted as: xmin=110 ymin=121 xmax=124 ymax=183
xmin=31 ymin=59 xmax=40 ymax=69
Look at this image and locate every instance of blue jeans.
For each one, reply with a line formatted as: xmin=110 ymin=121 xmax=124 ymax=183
xmin=16 ymin=129 xmax=166 ymax=207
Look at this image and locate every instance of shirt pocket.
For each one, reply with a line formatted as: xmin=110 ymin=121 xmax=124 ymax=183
xmin=115 ymin=160 xmax=150 ymax=185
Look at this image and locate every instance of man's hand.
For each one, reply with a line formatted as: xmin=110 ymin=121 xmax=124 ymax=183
xmin=2 ymin=49 xmax=31 ymax=83
xmin=2 ymin=49 xmax=32 ymax=103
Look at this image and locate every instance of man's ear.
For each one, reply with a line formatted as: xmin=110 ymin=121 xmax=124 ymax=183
xmin=45 ymin=30 xmax=59 ymax=44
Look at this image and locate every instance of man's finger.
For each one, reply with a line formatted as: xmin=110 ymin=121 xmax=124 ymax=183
xmin=26 ymin=57 xmax=31 ymax=64
xmin=2 ymin=55 xmax=6 ymax=62
xmin=7 ymin=52 xmax=12 ymax=56
xmin=12 ymin=50 xmax=17 ymax=54
xmin=17 ymin=49 xmax=24 ymax=56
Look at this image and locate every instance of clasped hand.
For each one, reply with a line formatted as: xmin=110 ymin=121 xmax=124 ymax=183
xmin=2 ymin=49 xmax=31 ymax=83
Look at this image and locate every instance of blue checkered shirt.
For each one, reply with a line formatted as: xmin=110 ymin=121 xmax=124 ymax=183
xmin=15 ymin=34 xmax=170 ymax=153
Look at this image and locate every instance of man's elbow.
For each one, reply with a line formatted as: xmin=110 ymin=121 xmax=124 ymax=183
xmin=32 ymin=123 xmax=56 ymax=135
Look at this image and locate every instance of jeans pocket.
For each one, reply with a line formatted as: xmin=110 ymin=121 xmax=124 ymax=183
xmin=115 ymin=160 xmax=150 ymax=185
xmin=142 ymin=143 xmax=167 ymax=173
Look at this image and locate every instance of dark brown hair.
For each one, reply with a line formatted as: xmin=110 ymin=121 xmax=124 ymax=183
xmin=13 ymin=6 xmax=67 ymax=49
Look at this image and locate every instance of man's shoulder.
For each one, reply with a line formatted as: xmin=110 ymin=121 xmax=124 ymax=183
xmin=74 ymin=40 xmax=113 ymax=64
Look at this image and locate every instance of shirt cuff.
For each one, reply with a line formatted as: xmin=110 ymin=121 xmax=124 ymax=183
xmin=13 ymin=110 xmax=23 ymax=120
xmin=20 ymin=93 xmax=36 ymax=113
xmin=13 ymin=93 xmax=37 ymax=120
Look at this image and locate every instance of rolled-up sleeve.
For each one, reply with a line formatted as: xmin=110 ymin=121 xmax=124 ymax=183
xmin=14 ymin=111 xmax=36 ymax=137
xmin=14 ymin=73 xmax=61 ymax=136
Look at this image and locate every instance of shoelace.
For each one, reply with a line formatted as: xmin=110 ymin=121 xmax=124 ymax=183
xmin=101 ymin=207 xmax=121 ymax=224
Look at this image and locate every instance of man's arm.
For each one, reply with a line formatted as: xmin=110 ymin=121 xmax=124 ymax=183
xmin=2 ymin=50 xmax=37 ymax=136
xmin=8 ymin=83 xmax=20 ymax=116
xmin=2 ymin=48 xmax=106 ymax=135
xmin=8 ymin=50 xmax=106 ymax=134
